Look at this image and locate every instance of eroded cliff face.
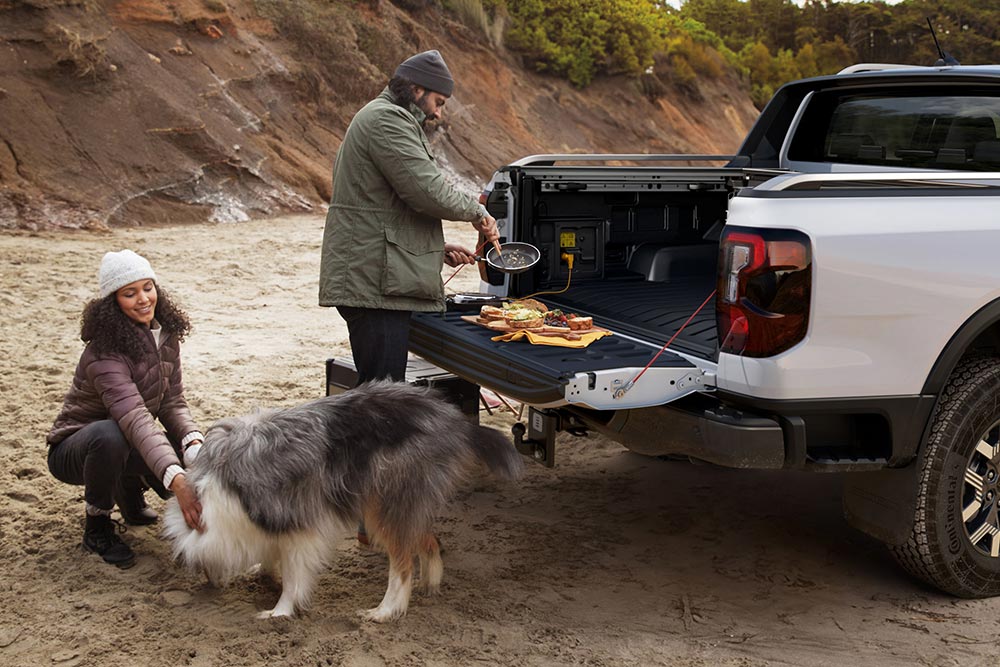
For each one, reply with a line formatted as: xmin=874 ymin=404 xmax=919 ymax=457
xmin=0 ymin=0 xmax=760 ymax=230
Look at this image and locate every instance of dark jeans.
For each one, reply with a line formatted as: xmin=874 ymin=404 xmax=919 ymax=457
xmin=47 ymin=420 xmax=160 ymax=511
xmin=337 ymin=306 xmax=412 ymax=385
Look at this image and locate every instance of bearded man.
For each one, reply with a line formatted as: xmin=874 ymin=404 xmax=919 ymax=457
xmin=320 ymin=49 xmax=499 ymax=387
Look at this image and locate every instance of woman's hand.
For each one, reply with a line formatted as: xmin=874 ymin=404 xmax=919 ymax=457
xmin=170 ymin=473 xmax=203 ymax=532
xmin=444 ymin=243 xmax=477 ymax=267
xmin=183 ymin=440 xmax=202 ymax=468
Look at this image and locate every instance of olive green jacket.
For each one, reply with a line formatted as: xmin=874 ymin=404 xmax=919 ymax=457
xmin=319 ymin=88 xmax=483 ymax=312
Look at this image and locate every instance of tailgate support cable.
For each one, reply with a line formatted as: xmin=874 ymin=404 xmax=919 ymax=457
xmin=613 ymin=289 xmax=717 ymax=401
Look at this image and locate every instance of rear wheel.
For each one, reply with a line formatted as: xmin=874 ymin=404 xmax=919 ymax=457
xmin=891 ymin=355 xmax=1000 ymax=597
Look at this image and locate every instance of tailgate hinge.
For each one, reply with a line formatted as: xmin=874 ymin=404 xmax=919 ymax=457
xmin=565 ymin=367 xmax=716 ymax=410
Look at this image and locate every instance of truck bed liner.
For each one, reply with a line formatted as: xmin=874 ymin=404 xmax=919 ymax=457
xmin=410 ymin=308 xmax=698 ymax=405
xmin=539 ymin=277 xmax=718 ymax=359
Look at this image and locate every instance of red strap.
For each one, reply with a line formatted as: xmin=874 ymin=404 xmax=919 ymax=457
xmin=628 ymin=289 xmax=717 ymax=387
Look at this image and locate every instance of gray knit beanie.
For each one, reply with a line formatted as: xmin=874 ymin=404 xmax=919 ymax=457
xmin=98 ymin=250 xmax=156 ymax=298
xmin=393 ymin=50 xmax=454 ymax=97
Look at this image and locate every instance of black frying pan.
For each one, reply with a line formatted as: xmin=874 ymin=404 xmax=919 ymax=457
xmin=478 ymin=242 xmax=541 ymax=274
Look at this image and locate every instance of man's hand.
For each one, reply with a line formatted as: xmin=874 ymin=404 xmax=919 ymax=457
xmin=170 ymin=473 xmax=203 ymax=532
xmin=444 ymin=242 xmax=477 ymax=267
xmin=472 ymin=213 xmax=500 ymax=243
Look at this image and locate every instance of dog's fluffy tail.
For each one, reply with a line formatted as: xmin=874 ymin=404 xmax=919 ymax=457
xmin=469 ymin=424 xmax=524 ymax=480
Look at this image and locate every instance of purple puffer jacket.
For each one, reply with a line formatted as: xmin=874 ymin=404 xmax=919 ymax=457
xmin=47 ymin=327 xmax=199 ymax=480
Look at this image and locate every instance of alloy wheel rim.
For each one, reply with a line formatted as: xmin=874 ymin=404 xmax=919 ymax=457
xmin=963 ymin=423 xmax=1000 ymax=557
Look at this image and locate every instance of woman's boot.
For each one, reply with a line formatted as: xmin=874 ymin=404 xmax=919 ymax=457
xmin=83 ymin=514 xmax=135 ymax=568
xmin=114 ymin=476 xmax=158 ymax=525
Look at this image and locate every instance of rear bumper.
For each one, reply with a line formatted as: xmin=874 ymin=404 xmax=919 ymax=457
xmin=699 ymin=406 xmax=787 ymax=468
xmin=564 ymin=398 xmax=786 ymax=469
xmin=564 ymin=390 xmax=934 ymax=471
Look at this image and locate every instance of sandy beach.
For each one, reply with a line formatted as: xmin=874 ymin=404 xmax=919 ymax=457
xmin=2 ymin=215 xmax=1000 ymax=667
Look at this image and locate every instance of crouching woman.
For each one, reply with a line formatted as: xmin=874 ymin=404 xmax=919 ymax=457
xmin=47 ymin=250 xmax=204 ymax=569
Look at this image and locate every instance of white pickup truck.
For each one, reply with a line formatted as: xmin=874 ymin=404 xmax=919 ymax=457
xmin=408 ymin=64 xmax=1000 ymax=598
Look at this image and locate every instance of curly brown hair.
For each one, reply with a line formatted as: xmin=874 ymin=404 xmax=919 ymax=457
xmin=80 ymin=284 xmax=191 ymax=360
xmin=388 ymin=75 xmax=417 ymax=108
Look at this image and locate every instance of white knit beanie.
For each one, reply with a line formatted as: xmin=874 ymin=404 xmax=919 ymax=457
xmin=98 ymin=250 xmax=157 ymax=298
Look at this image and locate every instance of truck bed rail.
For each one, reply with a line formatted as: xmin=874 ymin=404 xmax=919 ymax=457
xmin=508 ymin=153 xmax=737 ymax=167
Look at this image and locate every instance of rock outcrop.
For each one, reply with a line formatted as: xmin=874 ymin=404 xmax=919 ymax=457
xmin=0 ymin=0 xmax=760 ymax=229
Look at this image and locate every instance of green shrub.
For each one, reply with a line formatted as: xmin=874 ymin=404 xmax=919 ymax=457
xmin=750 ymin=82 xmax=774 ymax=108
xmin=506 ymin=0 xmax=668 ymax=87
xmin=669 ymin=54 xmax=698 ymax=90
xmin=667 ymin=33 xmax=726 ymax=79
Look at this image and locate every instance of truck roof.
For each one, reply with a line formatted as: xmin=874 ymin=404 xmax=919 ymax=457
xmin=796 ymin=64 xmax=1000 ymax=87
xmin=837 ymin=63 xmax=1000 ymax=77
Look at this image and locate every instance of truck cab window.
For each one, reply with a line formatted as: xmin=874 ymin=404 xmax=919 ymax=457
xmin=788 ymin=89 xmax=1000 ymax=170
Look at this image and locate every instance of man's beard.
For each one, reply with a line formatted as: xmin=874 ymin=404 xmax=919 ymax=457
xmin=415 ymin=91 xmax=439 ymax=130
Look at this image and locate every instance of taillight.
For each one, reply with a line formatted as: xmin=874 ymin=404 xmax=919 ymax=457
xmin=716 ymin=227 xmax=811 ymax=357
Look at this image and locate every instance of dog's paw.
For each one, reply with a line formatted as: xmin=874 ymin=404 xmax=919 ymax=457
xmin=256 ymin=607 xmax=294 ymax=619
xmin=358 ymin=606 xmax=405 ymax=623
xmin=416 ymin=581 xmax=440 ymax=596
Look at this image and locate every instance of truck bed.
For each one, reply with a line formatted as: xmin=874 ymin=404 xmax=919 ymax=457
xmin=539 ymin=276 xmax=718 ymax=359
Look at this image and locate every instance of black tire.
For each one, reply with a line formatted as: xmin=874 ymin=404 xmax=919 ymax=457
xmin=891 ymin=355 xmax=1000 ymax=597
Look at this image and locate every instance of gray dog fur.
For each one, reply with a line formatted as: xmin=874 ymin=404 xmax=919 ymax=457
xmin=164 ymin=380 xmax=523 ymax=620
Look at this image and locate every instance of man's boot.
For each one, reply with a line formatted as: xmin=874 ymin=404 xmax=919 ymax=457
xmin=83 ymin=514 xmax=135 ymax=568
xmin=114 ymin=476 xmax=158 ymax=526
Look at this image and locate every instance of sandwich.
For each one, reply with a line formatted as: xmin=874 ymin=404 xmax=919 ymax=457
xmin=480 ymin=305 xmax=507 ymax=322
xmin=504 ymin=308 xmax=544 ymax=329
xmin=509 ymin=298 xmax=548 ymax=313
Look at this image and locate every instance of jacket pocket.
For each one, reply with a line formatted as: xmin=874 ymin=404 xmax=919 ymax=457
xmin=382 ymin=227 xmax=444 ymax=301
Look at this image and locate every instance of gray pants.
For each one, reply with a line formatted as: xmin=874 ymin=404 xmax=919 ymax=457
xmin=47 ymin=420 xmax=166 ymax=511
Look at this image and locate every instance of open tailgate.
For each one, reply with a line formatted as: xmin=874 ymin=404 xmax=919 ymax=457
xmin=410 ymin=310 xmax=716 ymax=410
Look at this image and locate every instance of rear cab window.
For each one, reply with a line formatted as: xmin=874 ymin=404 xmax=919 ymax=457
xmin=784 ymin=87 xmax=1000 ymax=171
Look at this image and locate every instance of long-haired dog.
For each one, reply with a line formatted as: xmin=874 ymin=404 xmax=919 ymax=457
xmin=162 ymin=381 xmax=523 ymax=622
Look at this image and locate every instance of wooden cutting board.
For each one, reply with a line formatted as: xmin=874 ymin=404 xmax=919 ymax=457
xmin=460 ymin=314 xmax=605 ymax=337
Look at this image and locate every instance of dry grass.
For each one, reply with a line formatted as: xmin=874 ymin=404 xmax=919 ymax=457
xmin=638 ymin=36 xmax=729 ymax=101
xmin=49 ymin=24 xmax=113 ymax=79
xmin=251 ymin=0 xmax=382 ymax=103
xmin=449 ymin=0 xmax=488 ymax=33
xmin=16 ymin=0 xmax=94 ymax=7
xmin=445 ymin=0 xmax=506 ymax=49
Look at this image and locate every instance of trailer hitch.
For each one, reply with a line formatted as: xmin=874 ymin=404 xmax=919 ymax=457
xmin=512 ymin=408 xmax=560 ymax=468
